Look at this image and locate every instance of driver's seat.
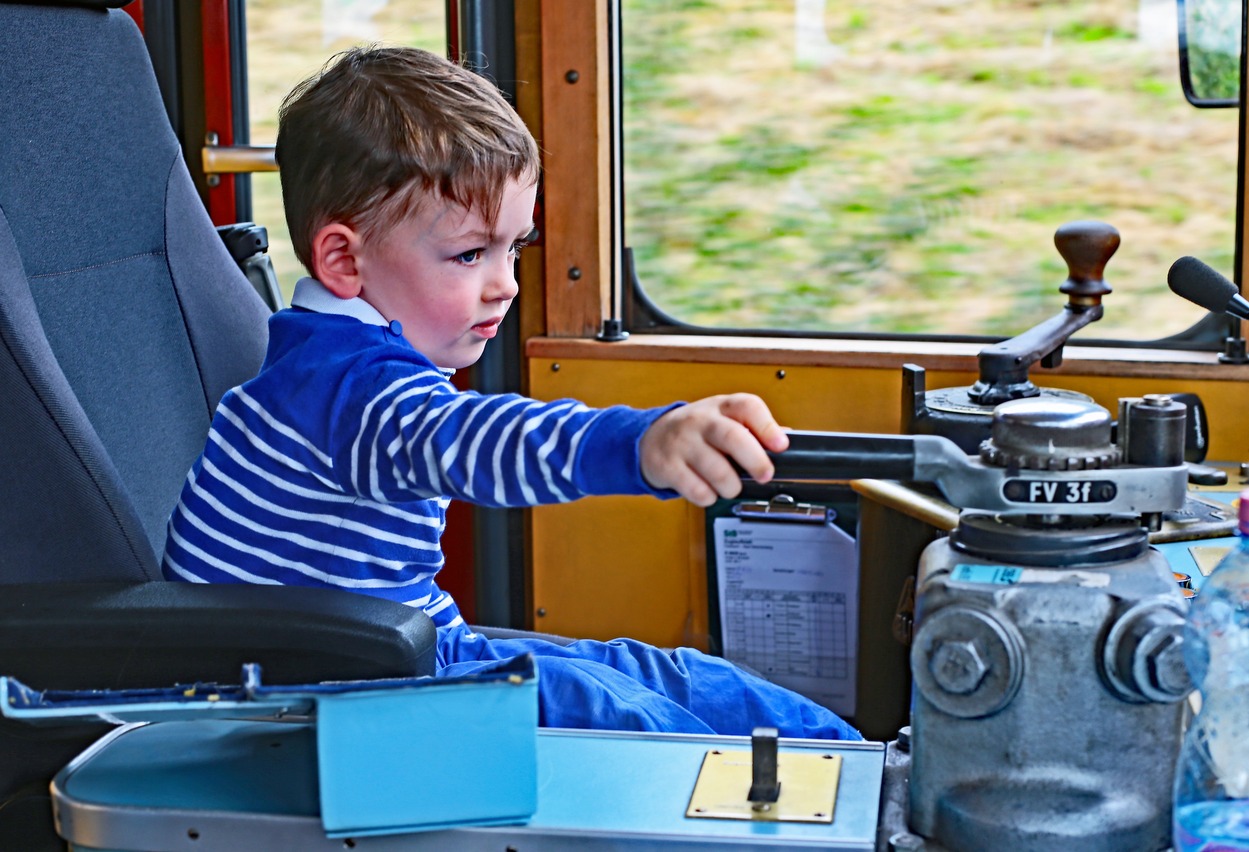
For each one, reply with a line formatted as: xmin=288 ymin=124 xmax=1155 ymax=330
xmin=0 ymin=2 xmax=436 ymax=848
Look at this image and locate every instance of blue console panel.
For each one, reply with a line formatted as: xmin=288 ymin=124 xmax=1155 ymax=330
xmin=53 ymin=721 xmax=885 ymax=851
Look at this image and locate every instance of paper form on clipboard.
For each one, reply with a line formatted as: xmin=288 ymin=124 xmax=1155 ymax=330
xmin=713 ymin=515 xmax=858 ymax=718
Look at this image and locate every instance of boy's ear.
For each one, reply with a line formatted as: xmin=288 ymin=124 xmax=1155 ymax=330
xmin=310 ymin=223 xmax=364 ymax=299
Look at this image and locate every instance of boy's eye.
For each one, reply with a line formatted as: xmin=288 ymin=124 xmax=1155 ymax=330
xmin=510 ymin=230 xmax=537 ymax=256
xmin=455 ymin=249 xmax=483 ymax=264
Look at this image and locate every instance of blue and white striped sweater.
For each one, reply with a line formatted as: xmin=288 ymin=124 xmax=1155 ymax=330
xmin=162 ymin=295 xmax=674 ymax=628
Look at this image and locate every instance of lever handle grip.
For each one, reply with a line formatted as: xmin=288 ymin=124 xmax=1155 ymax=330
xmin=761 ymin=431 xmax=919 ymax=482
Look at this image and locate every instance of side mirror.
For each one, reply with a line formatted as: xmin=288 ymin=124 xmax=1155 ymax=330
xmin=1178 ymin=0 xmax=1241 ymax=107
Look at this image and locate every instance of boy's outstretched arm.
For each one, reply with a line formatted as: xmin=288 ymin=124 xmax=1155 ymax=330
xmin=639 ymin=394 xmax=790 ymax=507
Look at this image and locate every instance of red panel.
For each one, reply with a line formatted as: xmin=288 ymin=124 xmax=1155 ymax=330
xmin=445 ymin=1 xmax=460 ymax=62
xmin=440 ymin=367 xmax=477 ymax=623
xmin=440 ymin=501 xmax=477 ymax=624
xmin=201 ymin=0 xmax=237 ymax=225
xmin=122 ymin=0 xmax=143 ymax=32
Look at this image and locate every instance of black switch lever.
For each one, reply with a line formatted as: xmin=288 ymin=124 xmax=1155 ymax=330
xmin=748 ymin=726 xmax=781 ymax=808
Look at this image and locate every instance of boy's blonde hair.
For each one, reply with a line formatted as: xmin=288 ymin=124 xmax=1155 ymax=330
xmin=276 ymin=46 xmax=540 ymax=272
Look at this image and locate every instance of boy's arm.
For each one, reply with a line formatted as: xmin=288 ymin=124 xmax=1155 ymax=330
xmin=334 ymin=368 xmax=676 ymax=507
xmin=638 ymin=394 xmax=789 ymax=507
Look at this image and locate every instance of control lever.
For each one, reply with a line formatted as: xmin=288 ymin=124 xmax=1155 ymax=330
xmin=752 ymin=428 xmax=1186 ymax=516
xmin=968 ymin=220 xmax=1117 ymax=406
xmin=1186 ymin=462 xmax=1228 ymax=487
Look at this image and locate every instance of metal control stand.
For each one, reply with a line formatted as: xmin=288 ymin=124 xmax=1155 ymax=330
xmin=766 ymin=394 xmax=1193 ymax=851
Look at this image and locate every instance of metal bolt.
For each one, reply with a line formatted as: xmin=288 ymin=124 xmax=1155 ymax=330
xmin=551 ymin=363 xmax=561 ymax=372
xmin=567 ymin=266 xmax=582 ymax=280
xmin=1143 ymin=393 xmax=1173 ymax=407
xmin=896 ymin=725 xmax=911 ymax=753
xmin=565 ymin=69 xmax=580 ymax=84
xmin=536 ymin=607 xmax=547 ymax=617
xmin=929 ymin=640 xmax=988 ymax=695
xmin=1146 ymin=634 xmax=1192 ymax=698
xmin=776 ymin=369 xmax=786 ymax=379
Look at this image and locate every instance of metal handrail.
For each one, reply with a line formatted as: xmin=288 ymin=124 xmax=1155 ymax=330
xmin=202 ymin=144 xmax=278 ymax=175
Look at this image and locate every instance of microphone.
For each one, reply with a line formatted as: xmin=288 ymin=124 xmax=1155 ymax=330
xmin=1167 ymin=256 xmax=1249 ymax=320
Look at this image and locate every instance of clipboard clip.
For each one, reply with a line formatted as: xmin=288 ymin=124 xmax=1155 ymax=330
xmin=731 ymin=495 xmax=832 ymax=524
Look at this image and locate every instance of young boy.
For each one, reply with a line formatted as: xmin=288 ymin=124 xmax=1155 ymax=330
xmin=162 ymin=46 xmax=859 ymax=740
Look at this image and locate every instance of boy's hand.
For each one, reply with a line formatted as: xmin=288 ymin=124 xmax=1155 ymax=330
xmin=640 ymin=394 xmax=790 ymax=507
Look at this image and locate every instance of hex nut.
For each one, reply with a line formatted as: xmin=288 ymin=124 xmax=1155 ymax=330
xmin=911 ymin=605 xmax=1025 ymax=718
xmin=929 ymin=639 xmax=989 ymax=695
xmin=1146 ymin=634 xmax=1192 ymax=699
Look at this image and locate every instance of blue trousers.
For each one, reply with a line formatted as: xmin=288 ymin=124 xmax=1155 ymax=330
xmin=436 ymin=626 xmax=862 ymax=740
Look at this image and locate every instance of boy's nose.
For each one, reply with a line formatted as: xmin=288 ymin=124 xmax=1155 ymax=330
xmin=486 ymin=260 xmax=520 ymax=302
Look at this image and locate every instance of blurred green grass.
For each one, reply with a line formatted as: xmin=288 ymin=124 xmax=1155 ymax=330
xmin=622 ymin=0 xmax=1238 ymax=338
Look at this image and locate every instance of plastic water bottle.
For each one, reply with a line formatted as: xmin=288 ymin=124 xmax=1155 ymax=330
xmin=1173 ymin=491 xmax=1249 ymax=851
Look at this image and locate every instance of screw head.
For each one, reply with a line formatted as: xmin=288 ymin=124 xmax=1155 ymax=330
xmin=929 ymin=639 xmax=988 ymax=695
xmin=565 ymin=69 xmax=580 ymax=84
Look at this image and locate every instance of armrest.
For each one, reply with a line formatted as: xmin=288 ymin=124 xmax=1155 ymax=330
xmin=0 ymin=581 xmax=437 ymax=689
xmin=216 ymin=222 xmax=284 ymax=312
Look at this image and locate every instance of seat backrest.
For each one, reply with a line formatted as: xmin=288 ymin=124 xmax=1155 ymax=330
xmin=0 ymin=0 xmax=270 ymax=582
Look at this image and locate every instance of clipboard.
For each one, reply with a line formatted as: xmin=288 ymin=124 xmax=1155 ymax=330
xmin=706 ymin=487 xmax=860 ymax=719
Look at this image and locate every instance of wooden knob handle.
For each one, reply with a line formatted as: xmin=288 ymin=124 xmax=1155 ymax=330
xmin=1054 ymin=220 xmax=1119 ymax=302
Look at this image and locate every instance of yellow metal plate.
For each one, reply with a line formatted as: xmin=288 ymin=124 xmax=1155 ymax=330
xmin=685 ymin=748 xmax=841 ymax=823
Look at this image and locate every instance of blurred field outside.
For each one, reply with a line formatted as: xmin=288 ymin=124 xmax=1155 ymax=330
xmin=623 ymin=0 xmax=1239 ymax=338
xmin=244 ymin=0 xmax=1239 ymax=340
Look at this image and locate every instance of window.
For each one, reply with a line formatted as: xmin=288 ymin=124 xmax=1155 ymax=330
xmin=622 ymin=0 xmax=1237 ymax=340
xmin=244 ymin=0 xmax=446 ymax=296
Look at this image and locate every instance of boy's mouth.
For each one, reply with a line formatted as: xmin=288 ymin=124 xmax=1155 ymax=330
xmin=472 ymin=316 xmax=504 ymax=338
